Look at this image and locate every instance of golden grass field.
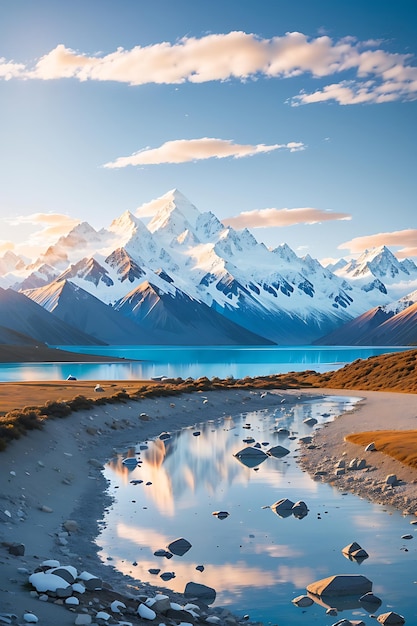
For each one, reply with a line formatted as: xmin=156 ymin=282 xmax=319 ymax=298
xmin=1 ymin=346 xmax=417 ymax=462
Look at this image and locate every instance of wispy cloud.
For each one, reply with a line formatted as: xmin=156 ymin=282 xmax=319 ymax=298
xmin=223 ymin=207 xmax=351 ymax=229
xmin=4 ymin=212 xmax=80 ymax=246
xmin=103 ymin=137 xmax=304 ymax=168
xmin=339 ymin=228 xmax=417 ymax=258
xmin=2 ymin=31 xmax=416 ymax=104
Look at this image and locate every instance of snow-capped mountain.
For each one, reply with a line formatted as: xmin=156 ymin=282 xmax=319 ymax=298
xmin=333 ymin=246 xmax=417 ymax=296
xmin=3 ymin=189 xmax=417 ymax=346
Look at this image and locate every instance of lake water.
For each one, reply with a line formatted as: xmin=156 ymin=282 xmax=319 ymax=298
xmin=0 ymin=345 xmax=409 ymax=381
xmin=98 ymin=394 xmax=416 ymax=625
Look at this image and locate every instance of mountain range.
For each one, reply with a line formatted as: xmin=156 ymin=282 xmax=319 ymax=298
xmin=1 ymin=189 xmax=416 ymax=347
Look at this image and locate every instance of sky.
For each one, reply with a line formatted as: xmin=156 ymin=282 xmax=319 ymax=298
xmin=0 ymin=0 xmax=416 ymax=264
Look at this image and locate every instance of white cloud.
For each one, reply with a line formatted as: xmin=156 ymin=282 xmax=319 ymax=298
xmin=223 ymin=207 xmax=351 ymax=229
xmin=0 ymin=240 xmax=15 ymax=254
xmin=103 ymin=137 xmax=304 ymax=168
xmin=4 ymin=212 xmax=80 ymax=246
xmin=0 ymin=57 xmax=25 ymax=80
xmin=339 ymin=228 xmax=417 ymax=258
xmin=2 ymin=31 xmax=415 ymax=104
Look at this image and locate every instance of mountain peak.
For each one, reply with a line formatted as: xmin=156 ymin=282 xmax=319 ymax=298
xmin=147 ymin=189 xmax=201 ymax=238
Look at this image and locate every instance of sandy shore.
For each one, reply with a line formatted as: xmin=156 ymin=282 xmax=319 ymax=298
xmin=1 ymin=386 xmax=416 ymax=624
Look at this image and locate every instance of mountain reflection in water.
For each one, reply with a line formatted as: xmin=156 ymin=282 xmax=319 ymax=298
xmin=99 ymin=395 xmax=417 ymax=625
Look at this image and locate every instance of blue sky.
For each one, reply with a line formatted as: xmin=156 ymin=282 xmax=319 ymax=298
xmin=0 ymin=0 xmax=416 ymax=263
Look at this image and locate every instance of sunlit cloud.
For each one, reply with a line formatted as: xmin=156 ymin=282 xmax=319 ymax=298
xmin=4 ymin=212 xmax=80 ymax=247
xmin=339 ymin=228 xmax=417 ymax=258
xmin=103 ymin=138 xmax=304 ymax=168
xmin=223 ymin=207 xmax=351 ymax=229
xmin=2 ymin=31 xmax=416 ymax=104
xmin=0 ymin=240 xmax=15 ymax=255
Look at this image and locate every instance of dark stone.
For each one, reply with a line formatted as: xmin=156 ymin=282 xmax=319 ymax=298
xmin=8 ymin=543 xmax=25 ymax=556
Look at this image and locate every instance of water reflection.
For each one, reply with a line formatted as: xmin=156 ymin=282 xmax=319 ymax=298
xmin=98 ymin=396 xmax=417 ymax=625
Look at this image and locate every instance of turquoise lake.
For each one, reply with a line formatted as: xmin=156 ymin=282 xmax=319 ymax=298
xmin=0 ymin=344 xmax=410 ymax=381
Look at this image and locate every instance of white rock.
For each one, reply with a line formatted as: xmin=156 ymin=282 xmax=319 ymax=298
xmin=41 ymin=559 xmax=60 ymax=568
xmin=137 ymin=603 xmax=156 ymax=620
xmin=23 ymin=615 xmax=38 ymax=624
xmin=65 ymin=596 xmax=79 ymax=605
xmin=95 ymin=611 xmax=111 ymax=621
xmin=110 ymin=600 xmax=126 ymax=613
xmin=170 ymin=602 xmax=183 ymax=611
xmin=29 ymin=572 xmax=70 ymax=593
xmin=365 ymin=442 xmax=376 ymax=452
xmin=72 ymin=582 xmax=86 ymax=593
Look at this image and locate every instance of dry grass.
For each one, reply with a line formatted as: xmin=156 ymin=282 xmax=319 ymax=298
xmin=346 ymin=430 xmax=417 ymax=470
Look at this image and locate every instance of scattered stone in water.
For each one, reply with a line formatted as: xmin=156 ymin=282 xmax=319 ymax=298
xmin=401 ymin=534 xmax=413 ymax=540
xmin=159 ymin=432 xmax=171 ymax=440
xmin=130 ymin=479 xmax=143 ymax=485
xmin=148 ymin=568 xmax=160 ymax=575
xmin=167 ymin=537 xmax=192 ymax=556
xmin=303 ymin=417 xmax=318 ymax=427
xmin=292 ymin=595 xmax=313 ymax=607
xmin=122 ymin=457 xmax=138 ymax=468
xmin=377 ymin=611 xmax=405 ymax=625
xmin=154 ymin=549 xmax=172 ymax=558
xmin=306 ymin=574 xmax=372 ymax=597
xmin=267 ymin=445 xmax=290 ymax=458
xmin=196 ymin=565 xmax=204 ymax=572
xmin=160 ymin=571 xmax=176 ymax=581
xmin=212 ymin=511 xmax=229 ymax=520
xmin=193 ymin=431 xmax=201 ymax=436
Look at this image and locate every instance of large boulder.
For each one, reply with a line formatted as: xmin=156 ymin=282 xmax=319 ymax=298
xmin=307 ymin=574 xmax=372 ymax=597
xmin=184 ymin=582 xmax=216 ymax=604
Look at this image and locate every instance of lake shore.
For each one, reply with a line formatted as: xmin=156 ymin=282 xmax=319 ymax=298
xmin=1 ymin=385 xmax=416 ymax=625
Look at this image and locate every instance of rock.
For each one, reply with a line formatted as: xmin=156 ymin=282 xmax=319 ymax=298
xmin=365 ymin=442 xmax=376 ymax=452
xmin=95 ymin=611 xmax=111 ymax=622
xmin=359 ymin=592 xmax=381 ymax=606
xmin=110 ymin=600 xmax=126 ymax=613
xmin=64 ymin=596 xmax=79 ymax=605
xmin=94 ymin=384 xmax=104 ymax=392
xmin=184 ymin=582 xmax=216 ymax=604
xmin=401 ymin=534 xmax=413 ymax=539
xmin=212 ymin=511 xmax=229 ymax=520
xmin=385 ymin=474 xmax=398 ymax=486
xmin=75 ymin=615 xmax=92 ymax=625
xmin=160 ymin=572 xmax=175 ymax=581
xmin=63 ymin=519 xmax=79 ymax=533
xmin=29 ymin=571 xmax=71 ymax=593
xmin=292 ymin=595 xmax=314 ymax=607
xmin=159 ymin=432 xmax=171 ymax=440
xmin=196 ymin=565 xmax=205 ymax=572
xmin=48 ymin=565 xmax=77 ymax=583
xmin=8 ymin=543 xmax=25 ymax=556
xmin=342 ymin=542 xmax=369 ymax=560
xmin=234 ymin=446 xmax=268 ymax=468
xmin=267 ymin=445 xmax=290 ymax=458
xmin=151 ymin=594 xmax=171 ymax=613
xmin=167 ymin=537 xmax=192 ymax=556
xmin=40 ymin=505 xmax=53 ymax=513
xmin=137 ymin=603 xmax=156 ymax=620
xmin=306 ymin=574 xmax=372 ymax=597
xmin=303 ymin=417 xmax=318 ymax=426
xmin=271 ymin=498 xmax=295 ymax=518
xmin=377 ymin=612 xmax=406 ymax=625
xmin=23 ymin=615 xmax=38 ymax=624
xmin=292 ymin=501 xmax=309 ymax=519
xmin=77 ymin=571 xmax=102 ymax=590
xmin=122 ymin=457 xmax=138 ymax=468
xmin=299 ymin=436 xmax=313 ymax=444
